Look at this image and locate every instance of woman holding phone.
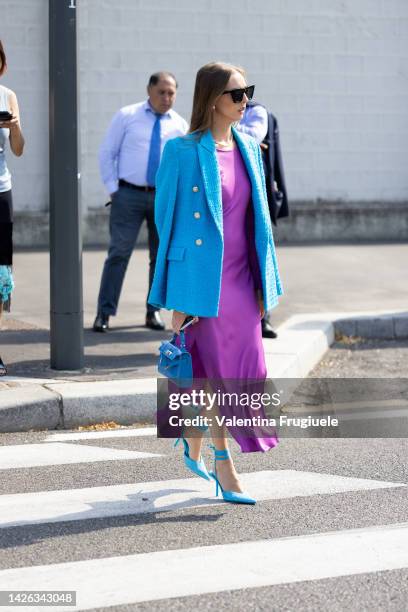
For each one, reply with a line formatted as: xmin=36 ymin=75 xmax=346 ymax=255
xmin=149 ymin=62 xmax=283 ymax=504
xmin=0 ymin=40 xmax=25 ymax=375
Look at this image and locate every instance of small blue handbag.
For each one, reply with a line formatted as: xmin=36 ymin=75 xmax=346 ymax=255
xmin=158 ymin=329 xmax=193 ymax=388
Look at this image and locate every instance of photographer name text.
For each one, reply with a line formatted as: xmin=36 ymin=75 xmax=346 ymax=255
xmin=169 ymin=415 xmax=339 ymax=429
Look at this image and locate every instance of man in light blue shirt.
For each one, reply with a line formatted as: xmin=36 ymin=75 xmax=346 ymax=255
xmin=236 ymin=103 xmax=269 ymax=145
xmin=94 ymin=71 xmax=188 ymax=332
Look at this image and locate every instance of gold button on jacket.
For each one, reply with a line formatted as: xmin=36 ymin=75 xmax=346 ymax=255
xmin=195 ymin=238 xmax=203 ymax=246
xmin=194 ymin=212 xmax=201 ymax=219
xmin=192 ymin=186 xmax=199 ymax=192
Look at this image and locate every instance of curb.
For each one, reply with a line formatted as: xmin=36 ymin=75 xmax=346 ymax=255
xmin=0 ymin=309 xmax=407 ymax=433
xmin=335 ymin=311 xmax=408 ymax=340
xmin=0 ymin=386 xmax=61 ymax=432
xmin=46 ymin=378 xmax=157 ymax=430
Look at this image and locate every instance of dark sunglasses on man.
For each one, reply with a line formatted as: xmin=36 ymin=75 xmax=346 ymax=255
xmin=222 ymin=85 xmax=255 ymax=103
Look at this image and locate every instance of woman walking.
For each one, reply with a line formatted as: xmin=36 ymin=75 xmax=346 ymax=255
xmin=149 ymin=62 xmax=283 ymax=504
xmin=0 ymin=40 xmax=25 ymax=375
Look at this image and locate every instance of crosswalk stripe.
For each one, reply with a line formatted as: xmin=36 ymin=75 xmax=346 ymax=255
xmin=43 ymin=427 xmax=157 ymax=442
xmin=1 ymin=521 xmax=408 ymax=609
xmin=0 ymin=470 xmax=404 ymax=529
xmin=0 ymin=443 xmax=162 ymax=470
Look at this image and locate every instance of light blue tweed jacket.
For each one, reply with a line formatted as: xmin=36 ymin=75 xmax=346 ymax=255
xmin=148 ymin=126 xmax=283 ymax=317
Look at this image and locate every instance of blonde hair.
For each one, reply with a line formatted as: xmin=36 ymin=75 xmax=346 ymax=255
xmin=189 ymin=61 xmax=246 ymax=136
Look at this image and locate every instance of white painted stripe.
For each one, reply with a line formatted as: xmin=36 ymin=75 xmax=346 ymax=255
xmin=0 ymin=470 xmax=404 ymax=529
xmin=43 ymin=427 xmax=157 ymax=442
xmin=0 ymin=377 xmax=63 ymax=384
xmin=1 ymin=522 xmax=408 ymax=610
xmin=0 ymin=443 xmax=161 ymax=470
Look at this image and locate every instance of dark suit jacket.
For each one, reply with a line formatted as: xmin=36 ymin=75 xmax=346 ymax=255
xmin=247 ymin=101 xmax=289 ymax=226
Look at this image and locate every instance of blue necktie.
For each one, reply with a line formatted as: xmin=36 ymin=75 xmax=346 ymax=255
xmin=146 ymin=112 xmax=163 ymax=187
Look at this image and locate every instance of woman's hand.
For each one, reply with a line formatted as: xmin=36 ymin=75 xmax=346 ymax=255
xmin=172 ymin=310 xmax=199 ymax=334
xmin=0 ymin=116 xmax=23 ymax=157
xmin=5 ymin=91 xmax=25 ymax=157
xmin=0 ymin=116 xmax=18 ymax=130
xmin=256 ymin=290 xmax=265 ymax=318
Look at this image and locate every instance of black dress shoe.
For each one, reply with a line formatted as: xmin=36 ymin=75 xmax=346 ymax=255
xmin=145 ymin=311 xmax=165 ymax=331
xmin=262 ymin=318 xmax=278 ymax=339
xmin=93 ymin=313 xmax=110 ymax=332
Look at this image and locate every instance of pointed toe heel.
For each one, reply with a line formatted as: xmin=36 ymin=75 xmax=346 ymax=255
xmin=208 ymin=445 xmax=256 ymax=505
xmin=174 ymin=437 xmax=211 ymax=481
xmin=173 ymin=404 xmax=211 ymax=481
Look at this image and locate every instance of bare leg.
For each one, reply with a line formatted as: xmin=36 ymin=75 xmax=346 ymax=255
xmin=182 ymin=400 xmax=205 ymax=462
xmin=186 ymin=382 xmax=244 ymax=493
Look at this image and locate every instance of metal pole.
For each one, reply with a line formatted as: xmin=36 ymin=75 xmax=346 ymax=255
xmin=49 ymin=0 xmax=84 ymax=370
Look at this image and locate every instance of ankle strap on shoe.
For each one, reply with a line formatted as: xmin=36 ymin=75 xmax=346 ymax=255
xmin=209 ymin=444 xmax=231 ymax=460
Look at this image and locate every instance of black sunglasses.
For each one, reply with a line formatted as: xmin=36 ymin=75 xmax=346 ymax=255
xmin=222 ymin=85 xmax=255 ymax=103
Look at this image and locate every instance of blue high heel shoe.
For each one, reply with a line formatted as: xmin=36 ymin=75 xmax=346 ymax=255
xmin=208 ymin=444 xmax=256 ymax=505
xmin=174 ymin=409 xmax=211 ymax=481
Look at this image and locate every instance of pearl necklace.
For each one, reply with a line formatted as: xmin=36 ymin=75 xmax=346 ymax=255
xmin=215 ymin=139 xmax=234 ymax=149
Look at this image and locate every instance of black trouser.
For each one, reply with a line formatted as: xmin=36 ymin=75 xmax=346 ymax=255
xmin=0 ymin=189 xmax=12 ymax=266
xmin=97 ymin=185 xmax=159 ymax=316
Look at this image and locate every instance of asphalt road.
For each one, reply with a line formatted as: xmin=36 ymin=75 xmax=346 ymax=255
xmin=0 ymin=424 xmax=407 ymax=611
xmin=310 ymin=335 xmax=408 ymax=378
xmin=1 ymin=245 xmax=408 ymax=609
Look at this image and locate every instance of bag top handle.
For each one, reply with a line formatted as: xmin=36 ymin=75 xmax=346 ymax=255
xmin=171 ymin=329 xmax=186 ymax=349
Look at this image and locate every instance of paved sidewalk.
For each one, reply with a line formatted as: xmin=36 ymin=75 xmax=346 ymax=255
xmin=2 ymin=243 xmax=407 ymax=381
xmin=0 ymin=243 xmax=407 ymax=433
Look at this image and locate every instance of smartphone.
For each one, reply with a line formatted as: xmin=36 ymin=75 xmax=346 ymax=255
xmin=0 ymin=111 xmax=13 ymax=122
xmin=180 ymin=315 xmax=195 ymax=331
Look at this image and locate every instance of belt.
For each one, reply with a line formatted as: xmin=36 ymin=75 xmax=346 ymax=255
xmin=119 ymin=179 xmax=155 ymax=192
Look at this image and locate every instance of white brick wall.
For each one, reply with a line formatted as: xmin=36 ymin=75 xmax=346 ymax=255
xmin=1 ymin=0 xmax=48 ymax=212
xmin=1 ymin=0 xmax=407 ymax=213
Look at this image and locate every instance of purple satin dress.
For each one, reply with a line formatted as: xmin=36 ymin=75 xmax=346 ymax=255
xmin=181 ymin=144 xmax=279 ymax=453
